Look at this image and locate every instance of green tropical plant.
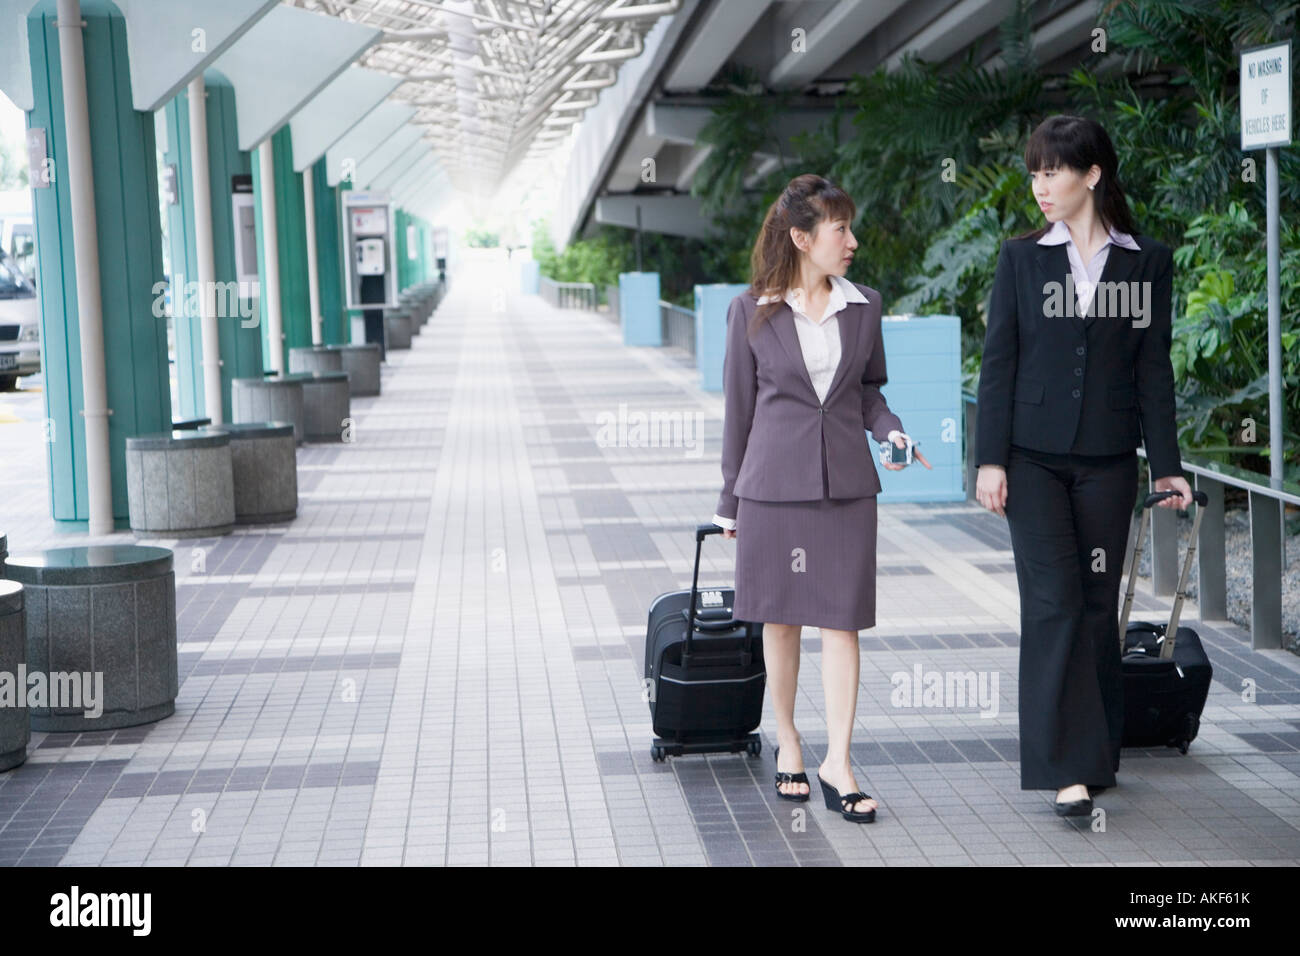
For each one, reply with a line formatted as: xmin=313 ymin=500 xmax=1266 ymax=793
xmin=545 ymin=0 xmax=1300 ymax=479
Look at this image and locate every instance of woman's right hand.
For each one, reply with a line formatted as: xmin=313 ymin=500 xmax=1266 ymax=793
xmin=976 ymin=465 xmax=1008 ymax=517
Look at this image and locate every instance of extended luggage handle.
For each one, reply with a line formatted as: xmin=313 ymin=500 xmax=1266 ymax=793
xmin=681 ymin=524 xmax=755 ymax=663
xmin=1118 ymin=489 xmax=1209 ymax=660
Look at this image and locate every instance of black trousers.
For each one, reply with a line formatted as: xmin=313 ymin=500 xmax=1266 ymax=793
xmin=1004 ymin=443 xmax=1137 ymax=790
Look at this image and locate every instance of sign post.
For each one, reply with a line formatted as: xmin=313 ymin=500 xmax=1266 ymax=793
xmin=1240 ymin=40 xmax=1291 ymax=490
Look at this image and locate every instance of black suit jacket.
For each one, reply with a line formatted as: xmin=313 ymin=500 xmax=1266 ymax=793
xmin=974 ymin=234 xmax=1183 ymax=480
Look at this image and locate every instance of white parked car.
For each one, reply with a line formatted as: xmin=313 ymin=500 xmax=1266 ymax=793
xmin=0 ymin=249 xmax=39 ymax=390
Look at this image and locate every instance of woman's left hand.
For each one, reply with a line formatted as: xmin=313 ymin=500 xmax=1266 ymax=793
xmin=882 ymin=430 xmax=932 ymax=471
xmin=1152 ymin=475 xmax=1193 ymax=509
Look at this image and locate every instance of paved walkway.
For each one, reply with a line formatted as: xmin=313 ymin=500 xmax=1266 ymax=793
xmin=1 ymin=248 xmax=1298 ymax=866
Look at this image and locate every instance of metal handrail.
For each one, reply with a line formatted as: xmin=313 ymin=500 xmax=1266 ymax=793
xmin=604 ymin=284 xmax=620 ymax=324
xmin=659 ymin=300 xmax=695 ymax=355
xmin=961 ymin=390 xmax=1295 ymax=651
xmin=539 ymin=276 xmax=597 ymax=310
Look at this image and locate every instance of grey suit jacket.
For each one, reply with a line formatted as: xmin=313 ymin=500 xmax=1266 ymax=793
xmin=714 ymin=284 xmax=904 ymax=521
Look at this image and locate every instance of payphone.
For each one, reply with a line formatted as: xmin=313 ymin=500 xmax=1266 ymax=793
xmin=432 ymin=225 xmax=449 ymax=284
xmin=355 ymin=237 xmax=386 ymax=275
xmin=341 ymin=191 xmax=397 ymax=357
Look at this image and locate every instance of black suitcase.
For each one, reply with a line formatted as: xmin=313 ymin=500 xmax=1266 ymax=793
xmin=644 ymin=524 xmax=765 ymax=761
xmin=1118 ymin=488 xmax=1213 ymax=753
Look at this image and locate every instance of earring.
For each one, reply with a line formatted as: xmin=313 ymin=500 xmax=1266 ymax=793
xmin=1088 ymin=183 xmax=1096 ymax=191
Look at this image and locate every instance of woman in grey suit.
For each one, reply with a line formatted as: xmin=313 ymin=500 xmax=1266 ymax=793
xmin=713 ymin=174 xmax=930 ymax=822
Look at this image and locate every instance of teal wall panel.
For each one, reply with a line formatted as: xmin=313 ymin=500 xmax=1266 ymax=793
xmin=393 ymin=211 xmax=434 ymax=290
xmin=161 ymin=95 xmax=202 ymax=420
xmin=27 ymin=1 xmax=171 ymax=523
xmin=394 ymin=207 xmax=407 ymax=291
xmin=416 ymin=218 xmax=426 ymax=284
xmin=876 ymin=315 xmax=964 ymax=502
xmin=161 ymin=73 xmax=262 ymax=423
xmin=251 ymin=125 xmax=310 ymax=371
xmin=311 ymin=156 xmax=345 ymax=345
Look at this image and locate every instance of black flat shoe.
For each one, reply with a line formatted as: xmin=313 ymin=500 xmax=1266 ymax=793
xmin=1054 ymin=797 xmax=1094 ymax=817
xmin=818 ymin=774 xmax=876 ymax=823
xmin=773 ymin=746 xmax=810 ymax=802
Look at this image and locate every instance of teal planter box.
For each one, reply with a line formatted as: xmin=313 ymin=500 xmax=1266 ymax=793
xmin=875 ymin=314 xmax=964 ymax=502
xmin=519 ymin=260 xmax=539 ymax=294
xmin=696 ymin=283 xmax=748 ymax=392
xmin=619 ymin=272 xmax=661 ymax=346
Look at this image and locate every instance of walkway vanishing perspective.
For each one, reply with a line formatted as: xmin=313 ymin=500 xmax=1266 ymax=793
xmin=1 ymin=249 xmax=1298 ymax=867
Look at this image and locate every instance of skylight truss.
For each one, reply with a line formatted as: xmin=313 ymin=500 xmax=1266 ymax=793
xmin=287 ymin=0 xmax=680 ymax=206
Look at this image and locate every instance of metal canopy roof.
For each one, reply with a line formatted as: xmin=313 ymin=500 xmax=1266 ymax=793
xmin=286 ymin=0 xmax=680 ymax=208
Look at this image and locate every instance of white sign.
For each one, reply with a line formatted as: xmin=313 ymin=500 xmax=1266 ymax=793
xmin=1241 ymin=41 xmax=1291 ymax=150
xmin=231 ymin=193 xmax=258 ymax=286
xmin=350 ymin=207 xmax=386 ymax=235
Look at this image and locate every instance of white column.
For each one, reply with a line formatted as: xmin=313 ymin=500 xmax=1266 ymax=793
xmin=56 ymin=0 xmax=112 ymax=535
xmin=303 ymin=163 xmax=323 ymax=346
xmin=188 ymin=74 xmax=224 ymax=423
xmin=257 ymin=139 xmax=285 ymax=373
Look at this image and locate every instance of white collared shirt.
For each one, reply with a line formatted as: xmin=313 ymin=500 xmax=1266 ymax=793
xmin=712 ymin=274 xmax=873 ymax=531
xmin=758 ymin=273 xmax=866 ymax=405
xmin=1037 ymin=219 xmax=1141 ymax=315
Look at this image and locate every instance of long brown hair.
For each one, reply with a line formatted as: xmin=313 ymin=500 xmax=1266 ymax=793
xmin=747 ymin=173 xmax=856 ymax=336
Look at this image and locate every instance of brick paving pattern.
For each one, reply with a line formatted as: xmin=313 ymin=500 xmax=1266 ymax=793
xmin=0 ymin=250 xmax=1297 ymax=866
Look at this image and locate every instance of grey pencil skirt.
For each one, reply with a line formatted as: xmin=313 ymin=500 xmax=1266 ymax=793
xmin=731 ymin=493 xmax=879 ymax=632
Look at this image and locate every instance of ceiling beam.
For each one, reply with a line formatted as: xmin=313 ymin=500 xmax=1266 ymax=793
xmin=768 ymin=0 xmax=909 ymax=89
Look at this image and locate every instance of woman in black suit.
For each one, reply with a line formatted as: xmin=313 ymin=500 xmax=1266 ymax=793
xmin=974 ymin=115 xmax=1193 ymax=816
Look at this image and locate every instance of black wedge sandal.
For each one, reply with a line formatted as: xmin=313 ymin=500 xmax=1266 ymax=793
xmin=773 ymin=746 xmax=810 ymax=802
xmin=818 ymin=774 xmax=876 ymax=823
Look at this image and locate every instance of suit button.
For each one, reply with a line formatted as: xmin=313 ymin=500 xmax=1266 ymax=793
xmin=1075 ymin=346 xmax=1085 ymax=356
xmin=1074 ymin=368 xmax=1083 ymax=376
xmin=819 ymin=406 xmax=825 ymax=414
xmin=1072 ymin=389 xmax=1081 ymax=398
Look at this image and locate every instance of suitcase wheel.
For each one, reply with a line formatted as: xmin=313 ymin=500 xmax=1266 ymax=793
xmin=747 ymin=738 xmax=761 ymax=758
xmin=651 ymin=744 xmax=666 ymax=762
xmin=1169 ymin=713 xmax=1199 ymax=754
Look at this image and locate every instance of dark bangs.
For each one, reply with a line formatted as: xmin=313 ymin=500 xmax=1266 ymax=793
xmin=1024 ymin=115 xmax=1091 ymax=174
xmin=1016 ymin=114 xmax=1138 ymax=239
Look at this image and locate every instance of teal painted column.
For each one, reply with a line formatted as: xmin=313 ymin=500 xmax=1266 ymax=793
xmin=407 ymin=213 xmax=417 ymax=289
xmin=311 ymin=156 xmax=345 ymax=345
xmin=26 ymin=0 xmax=171 ymax=524
xmin=416 ymin=221 xmax=426 ymax=283
xmin=251 ymin=125 xmax=310 ymax=371
xmin=420 ymin=220 xmax=428 ymax=283
xmin=696 ymin=283 xmax=749 ymax=392
xmin=160 ymin=72 xmax=263 ymax=423
xmin=620 ymin=272 xmax=661 ymax=346
xmin=394 ymin=208 xmax=409 ymax=291
xmin=422 ymin=219 xmax=432 ymax=283
xmin=393 ymin=208 xmax=403 ymax=290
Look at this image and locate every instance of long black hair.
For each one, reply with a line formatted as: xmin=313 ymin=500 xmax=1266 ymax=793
xmin=1016 ymin=114 xmax=1138 ymax=240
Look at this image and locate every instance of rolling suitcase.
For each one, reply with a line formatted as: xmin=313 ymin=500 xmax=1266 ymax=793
xmin=644 ymin=524 xmax=765 ymax=761
xmin=1118 ymin=488 xmax=1213 ymax=753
